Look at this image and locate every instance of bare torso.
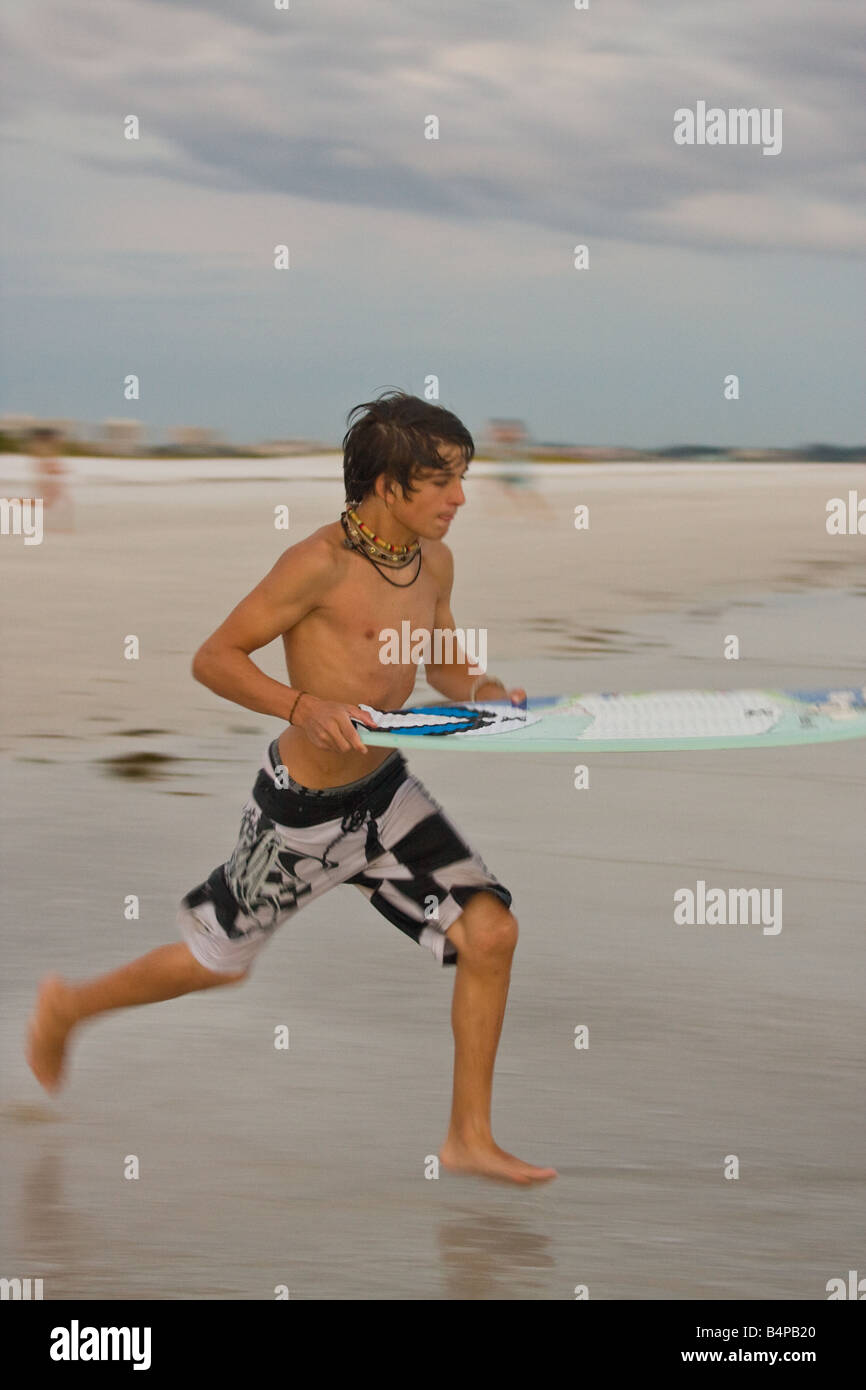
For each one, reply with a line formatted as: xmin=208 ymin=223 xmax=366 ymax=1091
xmin=277 ymin=521 xmax=446 ymax=787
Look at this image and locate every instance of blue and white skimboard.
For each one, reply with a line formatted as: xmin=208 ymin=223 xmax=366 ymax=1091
xmin=353 ymin=687 xmax=866 ymax=752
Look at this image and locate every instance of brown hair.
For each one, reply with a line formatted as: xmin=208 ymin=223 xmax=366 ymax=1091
xmin=342 ymin=388 xmax=474 ymax=506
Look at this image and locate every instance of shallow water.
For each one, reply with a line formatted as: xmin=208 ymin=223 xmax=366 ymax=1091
xmin=2 ymin=582 xmax=864 ymax=1299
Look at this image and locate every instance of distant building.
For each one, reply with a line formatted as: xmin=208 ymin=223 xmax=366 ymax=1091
xmin=0 ymin=415 xmax=83 ymax=448
xmin=101 ymin=418 xmax=146 ymax=452
xmin=166 ymin=426 xmax=222 ymax=448
xmin=0 ymin=413 xmax=38 ymax=439
xmin=486 ymin=419 xmax=530 ymax=449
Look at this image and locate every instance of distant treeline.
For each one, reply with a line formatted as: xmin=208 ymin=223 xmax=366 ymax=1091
xmin=0 ymin=432 xmax=863 ymax=462
xmin=650 ymin=444 xmax=865 ymax=462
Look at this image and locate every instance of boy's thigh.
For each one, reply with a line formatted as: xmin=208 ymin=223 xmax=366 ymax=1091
xmin=177 ymin=795 xmax=368 ymax=974
xmin=345 ymin=773 xmax=512 ymax=967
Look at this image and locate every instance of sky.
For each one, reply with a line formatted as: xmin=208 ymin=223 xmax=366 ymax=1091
xmin=1 ymin=0 xmax=863 ymax=448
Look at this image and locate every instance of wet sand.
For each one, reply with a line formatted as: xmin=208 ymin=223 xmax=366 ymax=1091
xmin=1 ymin=460 xmax=864 ymax=1298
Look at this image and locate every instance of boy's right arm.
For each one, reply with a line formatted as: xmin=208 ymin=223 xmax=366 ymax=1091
xmin=191 ymin=538 xmax=373 ymax=752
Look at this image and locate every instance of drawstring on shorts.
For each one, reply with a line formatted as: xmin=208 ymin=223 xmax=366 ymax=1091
xmin=319 ymin=803 xmax=385 ymax=868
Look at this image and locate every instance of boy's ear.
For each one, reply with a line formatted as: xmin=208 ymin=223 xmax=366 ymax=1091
xmin=379 ymin=475 xmax=404 ymax=504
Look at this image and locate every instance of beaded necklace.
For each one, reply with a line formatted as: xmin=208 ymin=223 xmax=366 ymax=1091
xmin=340 ymin=507 xmax=423 ymax=587
xmin=342 ymin=507 xmax=420 ymax=563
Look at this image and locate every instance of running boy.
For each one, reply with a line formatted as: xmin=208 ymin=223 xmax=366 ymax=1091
xmin=27 ymin=390 xmax=556 ymax=1185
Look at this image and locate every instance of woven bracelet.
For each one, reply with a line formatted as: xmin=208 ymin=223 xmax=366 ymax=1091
xmin=288 ymin=690 xmax=306 ymax=723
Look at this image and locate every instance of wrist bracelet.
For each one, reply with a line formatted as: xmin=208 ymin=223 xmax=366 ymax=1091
xmin=288 ymin=690 xmax=306 ymax=724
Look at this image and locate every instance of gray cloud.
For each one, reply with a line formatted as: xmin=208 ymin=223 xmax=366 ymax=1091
xmin=1 ymin=0 xmax=862 ymax=445
xmin=2 ymin=0 xmax=863 ymax=254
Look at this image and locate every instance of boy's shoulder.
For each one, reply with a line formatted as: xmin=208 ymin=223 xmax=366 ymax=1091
xmin=280 ymin=521 xmax=346 ymax=569
xmin=309 ymin=519 xmax=347 ymax=557
xmin=262 ymin=523 xmax=348 ymax=598
xmin=422 ymin=537 xmax=454 ymax=590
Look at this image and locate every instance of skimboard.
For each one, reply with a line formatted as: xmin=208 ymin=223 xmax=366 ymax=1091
xmin=353 ymin=687 xmax=866 ymax=753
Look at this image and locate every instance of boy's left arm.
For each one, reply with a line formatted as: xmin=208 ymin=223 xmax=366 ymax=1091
xmin=423 ymin=545 xmax=526 ymax=706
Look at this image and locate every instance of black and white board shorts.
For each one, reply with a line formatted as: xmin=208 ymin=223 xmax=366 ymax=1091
xmin=177 ymin=740 xmax=512 ymax=974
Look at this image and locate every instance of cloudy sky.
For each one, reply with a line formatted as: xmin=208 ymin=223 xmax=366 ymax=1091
xmin=1 ymin=0 xmax=863 ymax=447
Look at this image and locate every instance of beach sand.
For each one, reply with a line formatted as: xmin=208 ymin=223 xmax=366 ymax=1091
xmin=1 ymin=459 xmax=864 ymax=1299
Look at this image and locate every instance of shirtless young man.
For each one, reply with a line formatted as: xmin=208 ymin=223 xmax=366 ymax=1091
xmin=27 ymin=390 xmax=557 ymax=1186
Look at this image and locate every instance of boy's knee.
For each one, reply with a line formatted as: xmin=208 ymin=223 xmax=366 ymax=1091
xmin=452 ymin=895 xmax=518 ymax=960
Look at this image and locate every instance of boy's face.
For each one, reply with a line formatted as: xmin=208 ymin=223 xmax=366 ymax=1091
xmin=377 ymin=441 xmax=468 ymax=539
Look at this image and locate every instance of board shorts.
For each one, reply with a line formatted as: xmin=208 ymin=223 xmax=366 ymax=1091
xmin=177 ymin=740 xmax=512 ymax=974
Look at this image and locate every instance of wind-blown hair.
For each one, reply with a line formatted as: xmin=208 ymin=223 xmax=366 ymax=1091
xmin=342 ymin=388 xmax=474 ymax=506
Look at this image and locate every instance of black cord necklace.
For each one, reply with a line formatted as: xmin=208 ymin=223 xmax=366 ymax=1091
xmin=340 ymin=513 xmax=423 ymax=587
xmin=352 ymin=541 xmax=423 ymax=587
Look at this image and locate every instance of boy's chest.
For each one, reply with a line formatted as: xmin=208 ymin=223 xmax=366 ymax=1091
xmin=324 ymin=553 xmax=441 ymax=642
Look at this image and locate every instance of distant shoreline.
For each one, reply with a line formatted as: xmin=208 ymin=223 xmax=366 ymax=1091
xmin=1 ymin=453 xmax=864 ymax=489
xmin=1 ymin=441 xmax=864 ymax=464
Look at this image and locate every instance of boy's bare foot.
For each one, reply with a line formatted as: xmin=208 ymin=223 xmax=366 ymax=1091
xmin=27 ymin=975 xmax=78 ymax=1092
xmin=439 ymin=1136 xmax=557 ymax=1185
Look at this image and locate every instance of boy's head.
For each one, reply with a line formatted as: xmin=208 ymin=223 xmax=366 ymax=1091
xmin=342 ymin=389 xmax=474 ymax=510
